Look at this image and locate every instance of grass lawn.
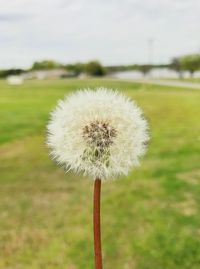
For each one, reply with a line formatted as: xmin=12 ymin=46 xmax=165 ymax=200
xmin=159 ymin=77 xmax=200 ymax=83
xmin=0 ymin=79 xmax=200 ymax=269
xmin=178 ymin=78 xmax=200 ymax=83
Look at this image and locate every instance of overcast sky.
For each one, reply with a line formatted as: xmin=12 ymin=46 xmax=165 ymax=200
xmin=0 ymin=0 xmax=200 ymax=68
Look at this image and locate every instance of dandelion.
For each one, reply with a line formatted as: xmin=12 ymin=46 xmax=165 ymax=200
xmin=47 ymin=88 xmax=149 ymax=269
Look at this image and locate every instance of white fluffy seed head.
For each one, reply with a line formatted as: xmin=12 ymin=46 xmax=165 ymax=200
xmin=47 ymin=88 xmax=149 ymax=180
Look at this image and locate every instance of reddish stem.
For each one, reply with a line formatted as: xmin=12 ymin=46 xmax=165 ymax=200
xmin=93 ymin=177 xmax=103 ymax=269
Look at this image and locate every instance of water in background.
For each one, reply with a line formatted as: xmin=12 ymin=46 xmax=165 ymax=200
xmin=113 ymin=68 xmax=200 ymax=79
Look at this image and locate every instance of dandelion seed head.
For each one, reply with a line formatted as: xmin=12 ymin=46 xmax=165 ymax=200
xmin=47 ymin=88 xmax=149 ymax=179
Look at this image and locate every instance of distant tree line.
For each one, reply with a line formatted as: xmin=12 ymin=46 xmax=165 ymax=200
xmin=31 ymin=60 xmax=105 ymax=76
xmin=31 ymin=60 xmax=63 ymax=70
xmin=106 ymin=54 xmax=200 ymax=78
xmin=0 ymin=60 xmax=106 ymax=78
xmin=0 ymin=69 xmax=25 ymax=78
xmin=65 ymin=61 xmax=105 ymax=76
xmin=1 ymin=54 xmax=200 ymax=78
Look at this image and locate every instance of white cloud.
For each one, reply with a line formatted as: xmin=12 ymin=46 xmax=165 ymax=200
xmin=0 ymin=0 xmax=200 ymax=68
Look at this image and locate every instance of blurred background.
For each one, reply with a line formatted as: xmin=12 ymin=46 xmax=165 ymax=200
xmin=0 ymin=1 xmax=200 ymax=268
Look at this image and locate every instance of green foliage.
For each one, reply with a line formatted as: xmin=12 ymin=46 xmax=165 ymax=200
xmin=171 ymin=54 xmax=200 ymax=77
xmin=180 ymin=54 xmax=200 ymax=77
xmin=0 ymin=69 xmax=25 ymax=78
xmin=65 ymin=61 xmax=106 ymax=77
xmin=85 ymin=61 xmax=106 ymax=76
xmin=171 ymin=58 xmax=183 ymax=78
xmin=31 ymin=60 xmax=63 ymax=70
xmin=65 ymin=62 xmax=85 ymax=76
xmin=0 ymin=79 xmax=200 ymax=268
xmin=138 ymin=64 xmax=152 ymax=76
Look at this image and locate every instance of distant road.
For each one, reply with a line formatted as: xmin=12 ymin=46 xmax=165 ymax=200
xmin=127 ymin=79 xmax=200 ymax=90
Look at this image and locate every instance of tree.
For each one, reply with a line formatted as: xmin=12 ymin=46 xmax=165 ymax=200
xmin=170 ymin=57 xmax=183 ymax=78
xmin=85 ymin=61 xmax=106 ymax=76
xmin=31 ymin=60 xmax=62 ymax=70
xmin=65 ymin=63 xmax=85 ymax=76
xmin=180 ymin=54 xmax=200 ymax=77
xmin=138 ymin=65 xmax=152 ymax=77
xmin=0 ymin=69 xmax=25 ymax=78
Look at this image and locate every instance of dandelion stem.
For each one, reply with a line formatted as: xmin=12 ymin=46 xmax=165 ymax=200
xmin=93 ymin=177 xmax=103 ymax=269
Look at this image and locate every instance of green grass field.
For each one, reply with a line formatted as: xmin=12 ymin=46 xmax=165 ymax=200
xmin=160 ymin=77 xmax=200 ymax=83
xmin=181 ymin=78 xmax=200 ymax=83
xmin=0 ymin=79 xmax=200 ymax=269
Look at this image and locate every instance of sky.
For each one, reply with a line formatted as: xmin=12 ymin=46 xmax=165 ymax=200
xmin=0 ymin=0 xmax=200 ymax=68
